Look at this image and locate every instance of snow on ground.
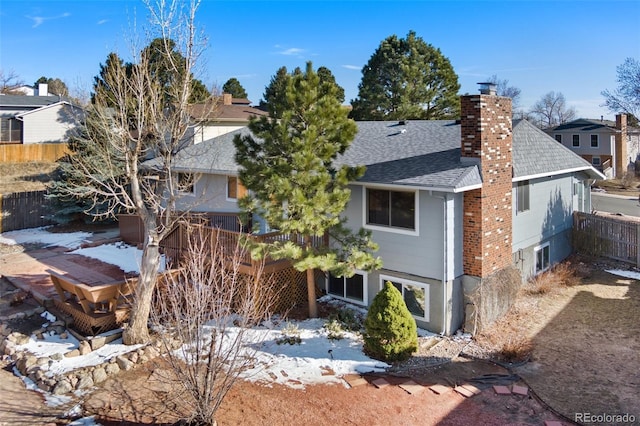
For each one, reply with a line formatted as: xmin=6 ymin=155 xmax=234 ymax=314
xmin=0 ymin=227 xmax=91 ymax=249
xmin=0 ymin=227 xmax=164 ymax=274
xmin=606 ymin=269 xmax=640 ymax=281
xmin=71 ymin=241 xmax=166 ymax=274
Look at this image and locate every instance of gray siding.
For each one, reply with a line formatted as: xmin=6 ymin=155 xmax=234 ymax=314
xmin=176 ymin=174 xmax=240 ymax=213
xmin=512 ymin=174 xmax=578 ymax=278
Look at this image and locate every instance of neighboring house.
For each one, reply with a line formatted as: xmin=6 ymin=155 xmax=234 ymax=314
xmin=188 ymin=93 xmax=267 ymax=143
xmin=167 ymin=85 xmax=604 ymax=335
xmin=0 ymin=84 xmax=82 ymax=144
xmin=545 ymin=115 xmax=640 ymax=178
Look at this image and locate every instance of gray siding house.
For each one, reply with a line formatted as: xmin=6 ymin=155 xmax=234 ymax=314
xmin=545 ymin=115 xmax=639 ymax=178
xmin=168 ymin=87 xmax=604 ymax=334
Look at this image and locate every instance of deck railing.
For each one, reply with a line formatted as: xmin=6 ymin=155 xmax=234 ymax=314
xmin=118 ymin=213 xmax=327 ymax=273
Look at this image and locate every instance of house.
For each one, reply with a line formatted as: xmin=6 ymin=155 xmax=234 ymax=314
xmin=161 ymin=84 xmax=604 ymax=335
xmin=545 ymin=115 xmax=640 ymax=178
xmin=188 ymin=93 xmax=267 ymax=143
xmin=0 ymin=84 xmax=82 ymax=144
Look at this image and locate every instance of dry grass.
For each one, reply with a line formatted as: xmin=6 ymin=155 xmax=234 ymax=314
xmin=0 ymin=162 xmax=59 ymax=194
xmin=476 ymin=259 xmax=583 ymax=362
xmin=592 ymin=175 xmax=640 ymax=195
xmin=523 ymin=260 xmax=581 ymax=296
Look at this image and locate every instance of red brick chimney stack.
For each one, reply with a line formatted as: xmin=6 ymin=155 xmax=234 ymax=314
xmin=615 ymin=114 xmax=628 ymax=177
xmin=461 ymin=83 xmax=513 ymax=278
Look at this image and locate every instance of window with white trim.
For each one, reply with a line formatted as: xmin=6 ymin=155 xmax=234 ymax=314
xmin=380 ymin=275 xmax=429 ymax=321
xmin=366 ymin=188 xmax=416 ymax=231
xmin=590 ymin=134 xmax=599 ymax=148
xmin=534 ymin=243 xmax=550 ymax=274
xmin=572 ymin=134 xmax=580 ymax=147
xmin=554 ymin=134 xmax=562 ymax=143
xmin=327 ymin=272 xmax=366 ymax=304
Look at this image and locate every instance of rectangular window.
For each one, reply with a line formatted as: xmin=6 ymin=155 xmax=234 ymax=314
xmin=590 ymin=134 xmax=598 ymax=148
xmin=572 ymin=135 xmax=580 ymax=147
xmin=366 ymin=188 xmax=416 ymax=230
xmin=592 ymin=157 xmax=601 ymax=166
xmin=554 ymin=134 xmax=562 ymax=143
xmin=516 ymin=180 xmax=530 ymax=213
xmin=0 ymin=118 xmax=23 ymax=143
xmin=535 ymin=243 xmax=550 ymax=274
xmin=226 ymin=176 xmax=246 ymax=200
xmin=327 ymin=272 xmax=366 ymax=304
xmin=380 ymin=275 xmax=429 ymax=321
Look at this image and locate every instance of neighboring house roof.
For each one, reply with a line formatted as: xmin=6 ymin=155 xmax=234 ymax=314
xmin=0 ymin=95 xmax=62 ymax=108
xmin=168 ymin=119 xmax=604 ymax=189
xmin=188 ymin=102 xmax=267 ymax=123
xmin=548 ymin=118 xmax=618 ymax=133
xmin=512 ymin=119 xmax=604 ymax=181
xmin=14 ymin=100 xmax=79 ymax=118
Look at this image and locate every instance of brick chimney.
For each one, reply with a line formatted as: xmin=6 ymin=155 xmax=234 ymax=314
xmin=461 ymin=83 xmax=513 ymax=278
xmin=614 ymin=114 xmax=628 ymax=177
xmin=222 ymin=93 xmax=233 ymax=105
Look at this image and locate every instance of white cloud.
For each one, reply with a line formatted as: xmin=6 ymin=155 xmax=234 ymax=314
xmin=27 ymin=12 xmax=71 ymax=28
xmin=97 ymin=19 xmax=108 ymax=25
xmin=276 ymin=47 xmax=304 ymax=56
xmin=342 ymin=65 xmax=361 ymax=70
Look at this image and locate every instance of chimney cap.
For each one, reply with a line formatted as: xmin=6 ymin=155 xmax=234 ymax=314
xmin=477 ymin=82 xmax=497 ymax=96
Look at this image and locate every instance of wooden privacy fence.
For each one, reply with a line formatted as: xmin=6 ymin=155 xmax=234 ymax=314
xmin=0 ymin=190 xmax=53 ymax=232
xmin=0 ymin=143 xmax=69 ymax=163
xmin=573 ymin=211 xmax=640 ymax=266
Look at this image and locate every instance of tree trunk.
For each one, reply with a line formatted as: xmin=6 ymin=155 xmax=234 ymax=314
xmin=306 ymin=267 xmax=318 ymax=318
xmin=122 ymin=241 xmax=161 ymax=345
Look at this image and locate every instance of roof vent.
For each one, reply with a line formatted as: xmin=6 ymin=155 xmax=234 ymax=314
xmin=477 ymin=82 xmax=497 ymax=96
xmin=398 ymin=120 xmax=406 ymax=125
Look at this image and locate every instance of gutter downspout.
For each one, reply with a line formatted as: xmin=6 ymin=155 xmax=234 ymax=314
xmin=433 ymin=192 xmax=449 ymax=335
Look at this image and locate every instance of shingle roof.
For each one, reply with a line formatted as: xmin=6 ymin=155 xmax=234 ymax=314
xmin=169 ymin=119 xmax=603 ymax=189
xmin=549 ymin=118 xmax=616 ymax=132
xmin=512 ymin=119 xmax=602 ymax=180
xmin=334 ymin=120 xmax=481 ymax=191
xmin=188 ymin=102 xmax=267 ymax=122
xmin=0 ymin=95 xmax=62 ymax=108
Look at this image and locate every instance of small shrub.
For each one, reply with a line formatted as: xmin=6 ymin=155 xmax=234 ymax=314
xmin=363 ymin=282 xmax=418 ymax=362
xmin=323 ymin=319 xmax=345 ymax=340
xmin=525 ymin=261 xmax=580 ymax=295
xmin=499 ymin=335 xmax=533 ymax=363
xmin=327 ymin=307 xmax=363 ymax=332
xmin=276 ymin=322 xmax=302 ymax=345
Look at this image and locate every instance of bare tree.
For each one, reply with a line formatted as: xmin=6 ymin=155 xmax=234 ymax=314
xmin=602 ymin=57 xmax=640 ymax=119
xmin=62 ymin=0 xmax=214 ymax=344
xmin=0 ymin=69 xmax=25 ymax=94
xmin=529 ymin=91 xmax=576 ymax=128
xmin=150 ymin=224 xmax=277 ymax=425
xmin=487 ymin=74 xmax=522 ymax=110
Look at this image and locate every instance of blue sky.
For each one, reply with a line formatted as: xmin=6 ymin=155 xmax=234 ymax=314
xmin=1 ymin=0 xmax=639 ymax=119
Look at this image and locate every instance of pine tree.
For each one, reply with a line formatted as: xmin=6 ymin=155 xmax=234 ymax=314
xmin=222 ymin=77 xmax=248 ymax=99
xmin=350 ymin=31 xmax=460 ymax=121
xmin=234 ymin=62 xmax=381 ymax=318
xmin=363 ymin=281 xmax=418 ymax=362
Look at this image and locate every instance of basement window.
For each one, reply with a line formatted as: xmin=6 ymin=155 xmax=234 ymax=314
xmin=534 ymin=242 xmax=550 ymax=274
xmin=327 ymin=272 xmax=366 ymax=305
xmin=380 ymin=275 xmax=429 ymax=321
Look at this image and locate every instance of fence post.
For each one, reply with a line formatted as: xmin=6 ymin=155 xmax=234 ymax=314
xmin=0 ymin=193 xmax=3 ymax=233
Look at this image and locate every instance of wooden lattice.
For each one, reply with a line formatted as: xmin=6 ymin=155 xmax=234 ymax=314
xmin=254 ymin=268 xmax=325 ymax=314
xmin=54 ymin=299 xmax=129 ymax=336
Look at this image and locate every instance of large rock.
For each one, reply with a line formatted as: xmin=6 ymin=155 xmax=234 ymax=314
xmin=92 ymin=367 xmax=108 ymax=383
xmin=105 ymin=363 xmax=120 ymax=375
xmin=76 ymin=373 xmax=94 ymax=390
xmin=78 ymin=341 xmax=91 ymax=356
xmin=116 ymin=355 xmax=134 ymax=371
xmin=52 ymin=380 xmax=73 ymax=395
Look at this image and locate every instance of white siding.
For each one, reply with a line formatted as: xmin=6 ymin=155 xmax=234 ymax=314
xmin=20 ymin=104 xmax=79 ymax=144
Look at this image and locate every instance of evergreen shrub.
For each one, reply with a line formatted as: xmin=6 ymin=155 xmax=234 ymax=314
xmin=363 ymin=281 xmax=418 ymax=362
